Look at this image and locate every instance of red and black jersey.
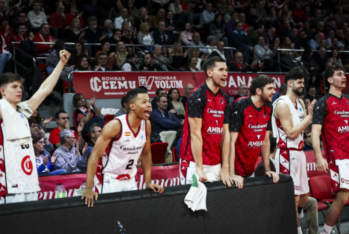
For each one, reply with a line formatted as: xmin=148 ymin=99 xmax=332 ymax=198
xmin=229 ymin=96 xmax=272 ymax=177
xmin=313 ymin=94 xmax=349 ymax=162
xmin=179 ymin=82 xmax=229 ymax=165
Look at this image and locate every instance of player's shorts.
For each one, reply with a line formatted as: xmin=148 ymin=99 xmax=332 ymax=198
xmin=0 ymin=192 xmax=37 ymax=204
xmin=179 ymin=159 xmax=221 ymax=185
xmin=329 ymin=159 xmax=349 ymax=193
xmin=94 ymin=173 xmax=137 ymax=194
xmin=275 ymin=148 xmax=309 ymax=196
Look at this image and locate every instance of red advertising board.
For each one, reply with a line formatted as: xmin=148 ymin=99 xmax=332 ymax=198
xmin=195 ymin=72 xmax=285 ymax=97
xmin=73 ymin=72 xmax=196 ymax=99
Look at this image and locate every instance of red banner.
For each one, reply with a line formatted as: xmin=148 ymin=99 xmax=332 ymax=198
xmin=73 ymin=72 xmax=196 ymax=99
xmin=304 ymin=150 xmax=330 ymax=178
xmin=195 ymin=72 xmax=285 ymax=97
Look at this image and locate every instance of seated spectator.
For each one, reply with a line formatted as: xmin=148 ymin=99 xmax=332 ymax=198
xmin=114 ymin=97 xmax=128 ymax=117
xmin=254 ymin=36 xmax=277 ymax=71
xmin=115 ymin=41 xmax=128 ymax=70
xmin=84 ymin=16 xmax=104 ymax=43
xmin=108 ymin=0 xmax=123 ymax=22
xmin=200 ymin=3 xmax=215 ymax=26
xmin=95 ymin=41 xmax=116 ymax=70
xmin=326 ymin=29 xmax=335 ymax=47
xmin=239 ymin=13 xmax=253 ymax=35
xmin=75 ymin=55 xmax=91 ymax=71
xmin=272 ymin=84 xmax=287 ymax=103
xmin=180 ymin=23 xmax=193 ymax=46
xmin=151 ymin=96 xmax=183 ymax=135
xmin=229 ymin=22 xmax=252 ymax=64
xmin=0 ymin=17 xmax=13 ymax=40
xmin=167 ymin=88 xmax=185 ymax=118
xmin=33 ymin=134 xmax=66 ymax=175
xmin=108 ymin=29 xmax=122 ymax=48
xmin=289 ymin=27 xmax=301 ymax=49
xmin=263 ymin=27 xmax=276 ymax=46
xmin=225 ymin=11 xmax=239 ymax=36
xmin=54 ymin=129 xmax=88 ymax=172
xmin=73 ymin=93 xmax=105 ymax=135
xmin=121 ymin=52 xmax=139 ymax=71
xmin=185 ymin=56 xmax=199 ymax=71
xmin=188 ymin=32 xmax=209 ymax=54
xmin=168 ymin=0 xmax=183 ymax=19
xmin=153 ymin=44 xmax=172 ymax=71
xmin=332 ymin=37 xmax=345 ymax=51
xmin=120 ymin=21 xmax=137 ymax=44
xmin=33 ymin=23 xmax=56 ymax=57
xmin=12 ymin=11 xmax=31 ymax=33
xmin=151 ymin=88 xmax=176 ymax=112
xmin=65 ymin=18 xmax=86 ymax=43
xmin=114 ymin=8 xmax=131 ymax=30
xmin=50 ymin=3 xmax=69 ymax=38
xmin=49 ymin=110 xmax=84 ymax=149
xmin=305 ymin=86 xmax=317 ymax=102
xmin=171 ymin=42 xmax=188 ymax=70
xmin=137 ymin=22 xmax=154 ymax=52
xmin=249 ymin=24 xmax=264 ymax=46
xmin=209 ymin=41 xmax=226 ymax=61
xmin=181 ymin=83 xmax=194 ymax=109
xmin=308 ymin=32 xmax=320 ymax=50
xmin=209 ymin=14 xmax=226 ymax=45
xmin=28 ymin=110 xmax=43 ymax=126
xmin=301 ymin=48 xmax=319 ymax=85
xmin=299 ymin=30 xmax=310 ymax=49
xmin=135 ymin=7 xmax=150 ymax=31
xmin=0 ymin=33 xmax=12 ymax=75
xmin=70 ymin=40 xmax=89 ymax=66
xmin=190 ymin=47 xmax=206 ymax=70
xmin=233 ymin=84 xmax=249 ymax=100
xmin=66 ymin=4 xmax=84 ymax=28
xmin=223 ymin=5 xmax=234 ymax=24
xmin=229 ymin=52 xmax=262 ymax=72
xmin=29 ymin=119 xmax=40 ymax=135
xmin=86 ymin=123 xmax=102 ymax=159
xmin=292 ymin=3 xmax=309 ymax=23
xmin=153 ymin=21 xmax=172 ymax=46
xmin=327 ymin=49 xmax=342 ymax=66
xmin=246 ymin=8 xmax=261 ymax=29
xmin=139 ymin=52 xmax=163 ymax=71
xmin=151 ymin=8 xmax=165 ymax=29
xmin=101 ymin=19 xmax=114 ymax=40
xmin=27 ymin=1 xmax=47 ymax=32
xmin=165 ymin=11 xmax=177 ymax=33
xmin=279 ymin=37 xmax=299 ymax=68
xmin=94 ymin=53 xmax=113 ymax=71
xmin=46 ymin=40 xmax=74 ymax=78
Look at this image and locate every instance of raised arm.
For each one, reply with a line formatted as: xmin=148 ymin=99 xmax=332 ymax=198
xmin=26 ymin=50 xmax=70 ymax=112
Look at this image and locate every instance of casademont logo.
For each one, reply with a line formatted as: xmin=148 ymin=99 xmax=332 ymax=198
xmin=90 ymin=77 xmax=102 ymax=92
xmin=138 ymin=76 xmax=154 ymax=90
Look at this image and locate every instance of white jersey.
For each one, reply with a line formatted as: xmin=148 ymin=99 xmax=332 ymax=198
xmin=0 ymin=112 xmax=40 ymax=196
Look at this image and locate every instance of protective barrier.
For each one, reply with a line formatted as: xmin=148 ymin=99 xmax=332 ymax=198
xmin=0 ymin=175 xmax=297 ymax=234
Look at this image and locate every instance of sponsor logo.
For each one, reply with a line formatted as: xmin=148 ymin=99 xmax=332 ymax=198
xmin=207 ymin=126 xmax=223 ymax=134
xmin=283 ymin=169 xmax=288 ymax=173
xmin=197 ymin=98 xmax=201 ymax=102
xmin=208 ymin=99 xmax=212 ymax=102
xmin=207 ymin=108 xmax=224 ymax=114
xmin=345 ymin=120 xmax=348 ymax=124
xmin=332 ymin=102 xmax=337 ymax=105
xmin=330 ymin=150 xmax=335 ymax=153
xmin=20 ymin=114 xmax=24 ymax=119
xmin=21 ymin=155 xmax=33 ymax=176
xmin=90 ymin=77 xmax=102 ymax=92
xmin=299 ymin=107 xmax=302 ymax=111
xmin=291 ymin=157 xmax=295 ymax=160
xmin=138 ymin=76 xmax=154 ymax=90
xmin=248 ymin=124 xmax=267 ymax=129
xmin=20 ymin=144 xmax=29 ymax=150
xmin=221 ymin=97 xmax=224 ymax=105
xmin=316 ymin=107 xmax=319 ymax=109
xmin=12 ymin=184 xmax=18 ymax=188
xmin=333 ymin=173 xmax=338 ymax=178
xmin=248 ymin=115 xmax=253 ymax=117
xmin=124 ymin=139 xmax=130 ymax=142
xmin=140 ymin=134 xmax=144 ymax=140
xmin=341 ymin=178 xmax=349 ymax=184
xmin=282 ymin=151 xmax=287 ymax=155
xmin=257 ymin=135 xmax=261 ymax=140
xmin=334 ymin=110 xmax=349 ymax=115
xmin=125 ymin=132 xmax=131 ymax=136
xmin=120 ymin=145 xmax=143 ymax=151
xmin=105 ymin=180 xmax=110 ymax=183
xmin=116 ymin=174 xmax=131 ymax=180
xmin=247 ymin=141 xmax=263 ymax=148
xmin=0 ymin=186 xmax=4 ymax=192
xmin=338 ymin=126 xmax=349 ymax=133
xmin=294 ymin=185 xmax=300 ymax=190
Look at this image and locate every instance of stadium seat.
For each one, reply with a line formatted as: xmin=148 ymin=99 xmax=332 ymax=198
xmin=151 ymin=142 xmax=168 ymax=164
xmin=172 ymin=147 xmax=178 ymax=162
xmin=104 ymin=114 xmax=115 ymax=125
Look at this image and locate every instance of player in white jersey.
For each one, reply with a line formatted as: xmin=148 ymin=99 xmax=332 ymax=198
xmin=82 ymin=89 xmax=164 ymax=207
xmin=273 ymin=67 xmax=316 ymax=234
xmin=0 ymin=50 xmax=70 ymax=204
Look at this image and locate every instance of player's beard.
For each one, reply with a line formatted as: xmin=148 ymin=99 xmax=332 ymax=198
xmin=261 ymin=91 xmax=272 ymax=103
xmin=292 ymin=85 xmax=303 ymax=96
xmin=212 ymin=77 xmax=222 ymax=88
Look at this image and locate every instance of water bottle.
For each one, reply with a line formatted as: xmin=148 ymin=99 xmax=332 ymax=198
xmin=80 ymin=181 xmax=86 ymax=194
xmin=55 ymin=183 xmax=67 ymax=198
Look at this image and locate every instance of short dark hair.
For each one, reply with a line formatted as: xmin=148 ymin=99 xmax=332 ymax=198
xmin=138 ymin=86 xmax=147 ymax=91
xmin=307 ymin=85 xmax=316 ymax=91
xmin=126 ymin=53 xmax=136 ymax=60
xmin=0 ymin=73 xmax=24 ymax=89
xmin=202 ymin=56 xmax=226 ymax=77
xmin=40 ymin=23 xmax=49 ymax=30
xmin=55 ymin=110 xmax=67 ymax=120
xmin=144 ymin=52 xmax=153 ymax=58
xmin=285 ymin=66 xmax=309 ymax=83
xmin=156 ymin=88 xmax=165 ymax=96
xmin=17 ymin=11 xmax=26 ymax=17
xmin=324 ymin=64 xmax=345 ymax=80
xmin=120 ymin=96 xmax=127 ymax=108
xmin=32 ymin=134 xmax=43 ymax=144
xmin=101 ymin=40 xmax=109 ymax=47
xmin=29 ymin=118 xmax=39 ymax=127
xmin=113 ymin=29 xmax=121 ymax=34
xmin=89 ymin=123 xmax=101 ymax=138
xmin=16 ymin=23 xmax=26 ymax=30
xmin=124 ymin=89 xmax=148 ymax=108
xmin=72 ymin=93 xmax=84 ymax=107
xmin=98 ymin=53 xmax=107 ymax=58
xmin=156 ymin=96 xmax=167 ymax=103
xmin=251 ymin=75 xmax=274 ymax=95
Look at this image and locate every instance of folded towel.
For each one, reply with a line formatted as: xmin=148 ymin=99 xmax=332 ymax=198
xmin=184 ymin=173 xmax=216 ymax=212
xmin=101 ymin=108 xmax=118 ymax=116
xmin=0 ymin=99 xmax=32 ymax=145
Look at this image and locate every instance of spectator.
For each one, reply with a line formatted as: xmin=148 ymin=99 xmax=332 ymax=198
xmin=336 ymin=29 xmax=346 ymax=48
xmin=0 ymin=33 xmax=11 ymax=75
xmin=229 ymin=22 xmax=252 ymax=64
xmin=301 ymin=48 xmax=318 ymax=85
xmin=151 ymin=88 xmax=176 ymax=112
xmin=313 ymin=47 xmax=329 ymax=73
xmin=29 ymin=119 xmax=40 ymax=135
xmin=209 ymin=41 xmax=226 ymax=61
xmin=12 ymin=11 xmax=31 ymax=32
xmin=46 ymin=40 xmax=74 ymax=79
xmin=249 ymin=24 xmax=264 ymax=46
xmin=0 ymin=17 xmax=13 ymax=40
xmin=50 ymin=3 xmax=69 ymax=38
xmin=331 ymin=37 xmax=344 ymax=51
xmin=254 ymin=36 xmax=277 ymax=71
xmin=127 ymin=0 xmax=138 ymax=18
xmin=342 ymin=59 xmax=349 ymax=72
xmin=225 ymin=11 xmax=239 ymax=36
xmin=185 ymin=56 xmax=199 ymax=72
xmin=326 ymin=29 xmax=336 ymax=46
xmin=135 ymin=7 xmax=149 ymax=31
xmin=179 ymin=22 xmax=192 ymax=45
xmin=137 ymin=22 xmax=154 ymax=52
xmin=108 ymin=29 xmax=122 ymax=46
xmin=167 ymin=88 xmax=185 ymax=118
xmin=27 ymin=1 xmax=47 ymax=32
xmin=101 ymin=19 xmax=114 ymax=40
xmin=233 ymin=84 xmax=249 ymax=100
xmin=256 ymin=1 xmax=271 ymax=24
xmin=328 ymin=49 xmax=342 ymax=66
xmin=246 ymin=8 xmax=261 ymax=29
xmin=229 ymin=52 xmax=263 ymax=72
xmin=171 ymin=42 xmax=188 ymax=70
xmin=188 ymin=32 xmax=209 ymax=54
xmin=121 ymin=52 xmax=139 ymax=71
xmin=29 ymin=110 xmax=43 ymax=126
xmin=151 ymin=8 xmax=165 ymax=29
xmin=200 ymin=3 xmax=215 ymax=26
xmin=263 ymin=27 xmax=276 ymax=46
xmin=292 ymin=3 xmax=309 ymax=23
xmin=66 ymin=4 xmax=84 ymax=28
xmin=95 ymin=41 xmax=116 ymax=70
xmin=94 ymin=53 xmax=113 ymax=71
xmin=179 ymin=0 xmax=194 ymax=25
xmin=84 ymin=16 xmax=104 ymax=43
xmin=153 ymin=21 xmax=172 ymax=46
xmin=75 ymin=55 xmax=91 ymax=71
xmin=223 ymin=5 xmax=234 ymax=24
xmin=165 ymin=11 xmax=176 ymax=32
xmin=209 ymin=14 xmax=226 ymax=45
xmin=139 ymin=52 xmax=163 ymax=71
xmin=153 ymin=44 xmax=172 ymax=71
xmin=206 ymin=35 xmax=217 ymax=54
xmin=54 ymin=129 xmax=88 ymax=172
xmin=305 ymin=86 xmax=316 ymax=102
xmin=85 ymin=123 xmax=102 ymax=159
xmin=308 ymin=32 xmax=320 ymax=50
xmin=114 ymin=97 xmax=128 ymax=118
xmin=70 ymin=40 xmax=89 ymax=66
xmin=33 ymin=23 xmax=55 ymax=57
xmin=272 ymin=84 xmax=287 ymax=102
xmin=298 ymin=30 xmax=310 ymax=49
xmin=181 ymin=83 xmax=194 ymax=108
xmin=151 ymin=96 xmax=183 ymax=135
xmin=119 ymin=20 xmax=136 ymax=44
xmin=334 ymin=6 xmax=345 ymax=28
xmin=289 ymin=27 xmax=300 ymax=49
xmin=114 ymin=8 xmax=131 ymax=30
xmin=279 ymin=37 xmax=299 ymax=68
xmin=33 ymin=134 xmax=67 ymax=176
xmin=115 ymin=40 xmax=128 ymax=69
xmin=65 ymin=18 xmax=85 ymax=42
xmin=49 ymin=110 xmax=84 ymax=149
xmin=168 ymin=0 xmax=183 ymax=18
xmin=108 ymin=0 xmax=123 ymax=22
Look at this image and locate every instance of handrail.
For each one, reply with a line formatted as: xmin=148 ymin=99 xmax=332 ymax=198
xmin=11 ymin=43 xmax=36 ymax=74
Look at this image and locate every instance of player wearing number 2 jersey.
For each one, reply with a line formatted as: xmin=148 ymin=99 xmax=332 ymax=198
xmin=82 ymin=89 xmax=164 ymax=207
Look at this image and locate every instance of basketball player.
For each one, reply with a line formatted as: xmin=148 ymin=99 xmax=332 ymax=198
xmin=229 ymin=75 xmax=279 ymax=188
xmin=312 ymin=65 xmax=348 ymax=234
xmin=0 ymin=50 xmax=70 ymax=204
xmin=82 ymin=89 xmax=164 ymax=207
xmin=179 ymin=56 xmax=231 ymax=186
xmin=272 ymin=66 xmax=316 ymax=234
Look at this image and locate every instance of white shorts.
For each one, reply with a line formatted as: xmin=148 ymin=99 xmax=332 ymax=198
xmin=0 ymin=192 xmax=38 ymax=204
xmin=179 ymin=159 xmax=221 ymax=185
xmin=330 ymin=159 xmax=349 ymax=193
xmin=275 ymin=148 xmax=309 ymax=196
xmin=94 ymin=173 xmax=137 ymax=194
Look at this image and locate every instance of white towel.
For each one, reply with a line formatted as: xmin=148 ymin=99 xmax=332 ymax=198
xmin=101 ymin=107 xmax=118 ymax=116
xmin=184 ymin=173 xmax=216 ymax=212
xmin=272 ymin=95 xmax=300 ymax=138
xmin=0 ymin=99 xmax=32 ymax=145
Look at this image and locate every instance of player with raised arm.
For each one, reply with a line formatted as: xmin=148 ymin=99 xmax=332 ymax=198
xmin=179 ymin=56 xmax=231 ymax=186
xmin=312 ymin=65 xmax=348 ymax=234
xmin=82 ymin=89 xmax=164 ymax=207
xmin=229 ymin=75 xmax=279 ymax=189
xmin=0 ymin=50 xmax=70 ymax=204
xmin=272 ymin=66 xmax=316 ymax=234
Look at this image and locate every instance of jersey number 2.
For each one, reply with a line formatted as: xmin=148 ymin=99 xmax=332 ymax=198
xmin=126 ymin=159 xmax=134 ymax=169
